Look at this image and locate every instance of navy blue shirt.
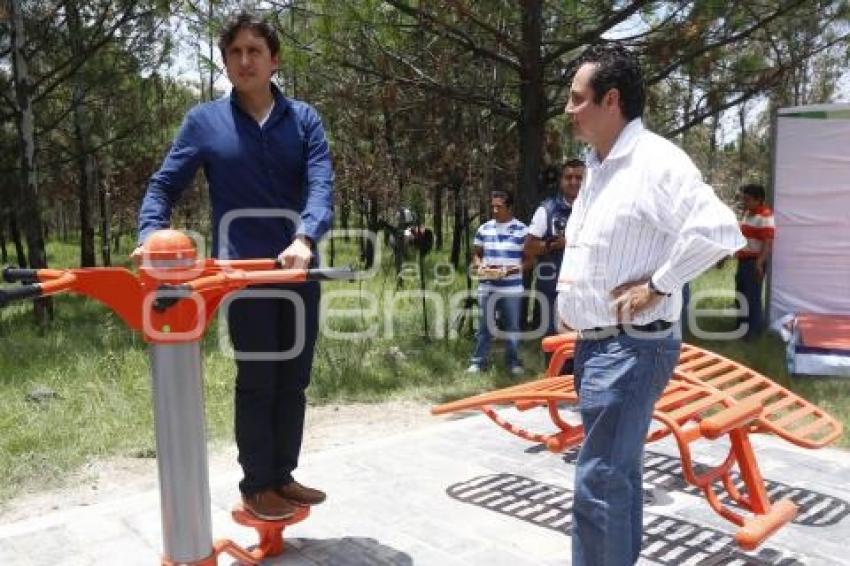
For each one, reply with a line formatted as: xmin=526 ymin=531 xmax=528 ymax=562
xmin=138 ymin=84 xmax=334 ymax=259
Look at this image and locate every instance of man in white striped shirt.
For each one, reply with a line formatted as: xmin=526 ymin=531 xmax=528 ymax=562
xmin=467 ymin=191 xmax=530 ymax=377
xmin=557 ymin=44 xmax=745 ymax=566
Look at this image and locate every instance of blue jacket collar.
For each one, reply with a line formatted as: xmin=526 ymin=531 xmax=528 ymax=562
xmin=229 ymin=83 xmax=292 ymax=121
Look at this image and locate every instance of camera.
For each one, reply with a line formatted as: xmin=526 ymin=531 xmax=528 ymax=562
xmin=552 ymin=218 xmax=567 ymax=237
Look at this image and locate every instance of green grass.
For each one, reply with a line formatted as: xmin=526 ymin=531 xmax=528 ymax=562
xmin=0 ymin=240 xmax=847 ymax=505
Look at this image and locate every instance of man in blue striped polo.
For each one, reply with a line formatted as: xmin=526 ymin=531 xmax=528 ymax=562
xmin=467 ymin=191 xmax=530 ymax=377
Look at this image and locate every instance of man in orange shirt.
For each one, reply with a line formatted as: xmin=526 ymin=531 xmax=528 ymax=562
xmin=735 ymin=183 xmax=774 ymax=339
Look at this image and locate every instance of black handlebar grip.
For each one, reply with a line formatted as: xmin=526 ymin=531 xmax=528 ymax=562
xmin=152 ymin=284 xmax=193 ymax=313
xmin=2 ymin=267 xmax=39 ymax=283
xmin=306 ymin=267 xmax=360 ymax=281
xmin=0 ymin=284 xmax=43 ymax=308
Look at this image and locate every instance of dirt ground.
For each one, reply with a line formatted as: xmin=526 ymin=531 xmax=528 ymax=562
xmin=0 ymin=400 xmax=454 ymax=524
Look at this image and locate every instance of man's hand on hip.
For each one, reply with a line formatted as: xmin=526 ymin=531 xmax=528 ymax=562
xmin=278 ymin=236 xmax=313 ymax=270
xmin=611 ymin=279 xmax=662 ymax=323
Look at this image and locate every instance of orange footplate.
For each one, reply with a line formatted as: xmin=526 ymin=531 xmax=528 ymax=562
xmin=224 ymin=505 xmax=310 ymax=563
xmin=432 ymin=336 xmax=843 ymax=550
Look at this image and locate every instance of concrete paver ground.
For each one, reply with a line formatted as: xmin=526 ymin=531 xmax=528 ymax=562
xmin=1 ymin=406 xmax=848 ymax=565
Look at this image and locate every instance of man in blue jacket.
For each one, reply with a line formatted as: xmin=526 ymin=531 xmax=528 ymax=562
xmin=524 ymin=159 xmax=585 ymax=339
xmin=136 ymin=12 xmax=333 ymax=521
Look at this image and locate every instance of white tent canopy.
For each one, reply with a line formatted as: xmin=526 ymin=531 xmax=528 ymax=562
xmin=769 ymin=103 xmax=850 ymax=326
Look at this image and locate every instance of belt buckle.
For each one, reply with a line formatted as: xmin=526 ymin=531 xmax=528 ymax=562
xmin=578 ymin=326 xmax=621 ymax=340
xmin=626 ymin=320 xmax=673 ymax=338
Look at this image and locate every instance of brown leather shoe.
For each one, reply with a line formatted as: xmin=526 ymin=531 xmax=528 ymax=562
xmin=242 ymin=489 xmax=297 ymax=521
xmin=277 ymin=480 xmax=326 ymax=506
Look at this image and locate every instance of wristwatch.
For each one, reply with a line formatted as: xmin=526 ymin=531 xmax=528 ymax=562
xmin=648 ymin=278 xmax=671 ymax=297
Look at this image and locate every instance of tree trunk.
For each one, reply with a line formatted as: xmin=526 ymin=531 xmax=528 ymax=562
xmin=364 ymin=193 xmax=378 ymax=269
xmin=196 ymin=41 xmax=206 ymax=101
xmin=516 ymin=0 xmax=546 ymax=221
xmin=432 ymin=184 xmax=443 ymax=250
xmin=72 ymin=85 xmax=97 ymax=267
xmin=59 ymin=200 xmax=68 ymax=241
xmin=328 ymin=221 xmax=335 ymax=266
xmin=682 ymin=70 xmax=695 ymax=152
xmin=289 ymin=4 xmax=298 ymax=97
xmin=738 ymin=101 xmax=747 ymax=185
xmin=100 ymin=110 xmax=116 ymax=265
xmin=113 ymin=210 xmax=124 ymax=256
xmin=10 ymin=0 xmax=51 ymax=324
xmin=340 ymin=185 xmax=350 ymax=239
xmin=382 ymin=100 xmax=405 ymax=275
xmin=368 ymin=194 xmax=379 ymax=231
xmin=98 ymin=175 xmax=111 ymax=266
xmin=208 ymin=0 xmax=214 ymax=100
xmin=450 ymin=183 xmax=463 ymax=268
xmin=68 ymin=0 xmax=97 ymax=267
xmin=0 ymin=208 xmax=7 ymax=264
xmin=707 ymin=112 xmax=720 ymax=186
xmin=9 ymin=212 xmax=26 ymax=267
xmin=463 ymin=197 xmax=474 ymax=297
xmin=357 ymin=189 xmax=367 ymax=265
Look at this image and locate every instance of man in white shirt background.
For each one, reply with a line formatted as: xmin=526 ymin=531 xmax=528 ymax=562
xmin=467 ymin=191 xmax=530 ymax=377
xmin=557 ymin=44 xmax=745 ymax=565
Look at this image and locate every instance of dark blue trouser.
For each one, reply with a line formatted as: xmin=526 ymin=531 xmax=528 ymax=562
xmin=572 ymin=332 xmax=681 ymax=566
xmin=535 ymin=259 xmax=561 ymax=335
xmin=537 ymin=278 xmax=559 ymax=338
xmin=537 ymin=277 xmax=575 ymax=375
xmin=735 ymin=258 xmax=764 ymax=338
xmin=226 ymin=282 xmax=320 ymax=495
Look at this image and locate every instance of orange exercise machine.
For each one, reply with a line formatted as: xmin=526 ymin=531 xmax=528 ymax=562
xmin=432 ymin=333 xmax=843 ymax=550
xmin=0 ymin=229 xmax=358 ymax=565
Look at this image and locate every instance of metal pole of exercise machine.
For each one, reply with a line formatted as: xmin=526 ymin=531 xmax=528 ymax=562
xmin=142 ymin=240 xmax=215 ymax=565
xmin=150 ymin=341 xmax=213 ymax=563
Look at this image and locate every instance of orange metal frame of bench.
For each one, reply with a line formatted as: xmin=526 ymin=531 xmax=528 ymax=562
xmin=431 ymin=334 xmax=843 ymax=550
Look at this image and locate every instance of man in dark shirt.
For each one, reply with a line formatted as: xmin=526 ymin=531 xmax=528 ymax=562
xmin=524 ymin=159 xmax=585 ymax=339
xmin=136 ymin=12 xmax=333 ymax=521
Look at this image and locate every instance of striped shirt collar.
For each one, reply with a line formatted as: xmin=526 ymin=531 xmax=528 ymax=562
xmin=587 ymin=117 xmax=645 ymax=167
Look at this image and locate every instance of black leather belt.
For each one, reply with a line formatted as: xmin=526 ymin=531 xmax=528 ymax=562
xmin=577 ymin=320 xmax=673 ymax=340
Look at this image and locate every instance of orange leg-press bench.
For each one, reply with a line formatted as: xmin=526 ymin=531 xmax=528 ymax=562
xmin=431 ymin=334 xmax=843 ymax=550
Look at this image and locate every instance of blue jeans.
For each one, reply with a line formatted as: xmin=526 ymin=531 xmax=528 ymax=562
xmin=471 ymin=291 xmax=522 ymax=368
xmin=572 ymin=331 xmax=681 ymax=566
